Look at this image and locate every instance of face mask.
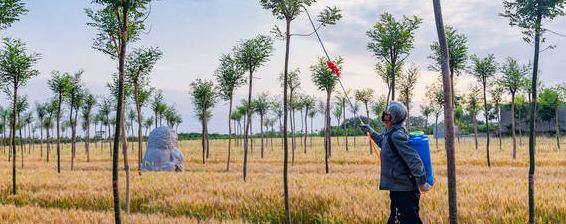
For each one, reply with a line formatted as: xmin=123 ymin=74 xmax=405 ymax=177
xmin=381 ymin=112 xmax=391 ymax=122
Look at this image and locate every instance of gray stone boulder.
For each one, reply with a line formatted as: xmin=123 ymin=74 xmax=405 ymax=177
xmin=142 ymin=127 xmax=184 ymax=172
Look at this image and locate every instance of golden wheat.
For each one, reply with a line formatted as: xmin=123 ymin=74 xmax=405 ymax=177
xmin=0 ymin=136 xmax=564 ymax=223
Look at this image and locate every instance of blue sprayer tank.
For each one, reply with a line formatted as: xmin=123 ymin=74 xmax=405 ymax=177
xmin=409 ymin=131 xmax=435 ymax=186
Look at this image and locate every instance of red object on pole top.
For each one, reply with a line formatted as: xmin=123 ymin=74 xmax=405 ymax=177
xmin=326 ymin=61 xmax=341 ymax=77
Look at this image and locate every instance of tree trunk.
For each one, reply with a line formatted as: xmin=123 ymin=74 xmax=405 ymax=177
xmin=432 ymin=1 xmax=458 ymax=222
xmin=342 ymin=102 xmax=349 ymax=152
xmin=473 ymin=115 xmax=478 ymax=150
xmin=11 ymin=87 xmax=18 ymax=195
xmin=365 ymin=103 xmax=371 ymax=154
xmin=201 ymin=119 xmax=206 ymax=164
xmin=303 ymin=108 xmax=308 ymax=154
xmin=556 ymin=108 xmax=560 ymax=150
xmin=435 ymin=114 xmax=439 ymax=152
xmin=483 ymin=83 xmax=491 ymax=167
xmin=527 ymin=10 xmax=542 ymax=223
xmin=282 ymin=18 xmax=291 ymax=224
xmin=120 ymin=111 xmax=130 ymax=214
xmin=46 ymin=125 xmax=50 ymax=163
xmin=290 ymin=92 xmax=295 ymax=165
xmin=243 ymin=68 xmax=253 ymax=181
xmin=325 ymin=90 xmax=331 ymax=174
xmin=86 ymin=121 xmax=90 ymax=163
xmin=57 ymin=94 xmax=62 ymax=174
xmin=260 ymin=114 xmax=264 ymax=159
xmin=511 ymin=92 xmax=517 ymax=160
xmin=227 ymin=97 xmax=233 ymax=171
xmin=70 ymin=104 xmax=76 ymax=171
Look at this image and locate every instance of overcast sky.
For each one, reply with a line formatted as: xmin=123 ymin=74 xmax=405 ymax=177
xmin=2 ymin=0 xmax=565 ymax=134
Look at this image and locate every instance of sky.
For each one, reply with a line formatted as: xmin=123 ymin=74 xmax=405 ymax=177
xmin=2 ymin=0 xmax=565 ymax=135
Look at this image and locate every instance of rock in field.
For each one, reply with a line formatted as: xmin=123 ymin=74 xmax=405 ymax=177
xmin=142 ymin=127 xmax=184 ymax=172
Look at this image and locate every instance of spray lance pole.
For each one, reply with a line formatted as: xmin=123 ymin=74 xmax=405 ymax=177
xmin=302 ymin=6 xmax=381 ymax=160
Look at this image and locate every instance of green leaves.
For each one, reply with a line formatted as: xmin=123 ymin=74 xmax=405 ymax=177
xmin=429 ymin=26 xmax=468 ymax=75
xmin=0 ymin=0 xmax=27 ymax=30
xmin=85 ymin=0 xmax=152 ymax=58
xmin=259 ymin=0 xmax=316 ymax=20
xmin=498 ymin=57 xmax=530 ymax=94
xmin=311 ymin=57 xmax=343 ymax=92
xmin=0 ymin=38 xmax=40 ymax=95
xmin=233 ymin=35 xmax=273 ymax=74
xmin=470 ymin=54 xmax=497 ymax=84
xmin=48 ymin=71 xmax=73 ymax=99
xmin=126 ymin=47 xmax=163 ymax=86
xmin=318 ymin=6 xmax=341 ymax=26
xmin=190 ymin=79 xmax=217 ymax=121
xmin=367 ymin=13 xmax=422 ymax=63
xmin=215 ymin=53 xmax=246 ymax=101
xmin=501 ymin=0 xmax=565 ymax=42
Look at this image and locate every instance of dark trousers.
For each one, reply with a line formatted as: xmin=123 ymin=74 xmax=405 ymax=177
xmin=387 ymin=190 xmax=422 ymax=224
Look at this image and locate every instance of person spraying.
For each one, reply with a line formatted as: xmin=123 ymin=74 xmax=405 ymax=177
xmin=360 ymin=101 xmax=432 ymax=224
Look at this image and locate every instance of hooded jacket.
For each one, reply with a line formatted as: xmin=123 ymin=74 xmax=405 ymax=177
xmin=369 ymin=124 xmax=427 ymax=191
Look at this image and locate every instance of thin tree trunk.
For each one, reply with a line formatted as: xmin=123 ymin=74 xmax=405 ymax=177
xmin=303 ymin=108 xmax=308 ymax=154
xmin=432 ymin=1 xmax=458 ymax=222
xmin=282 ymin=18 xmax=291 ymax=224
xmin=243 ymin=68 xmax=253 ymax=181
xmin=325 ymin=90 xmax=331 ymax=174
xmin=527 ymin=10 xmax=542 ymax=223
xmin=227 ymin=97 xmax=233 ymax=171
xmin=473 ymin=116 xmax=478 ymax=150
xmin=120 ymin=113 xmax=130 ymax=214
xmin=343 ymin=102 xmax=349 ymax=152
xmin=260 ymin=114 xmax=264 ymax=159
xmin=483 ymin=84 xmax=491 ymax=167
xmin=556 ymin=108 xmax=560 ymax=150
xmin=11 ymin=88 xmax=18 ymax=195
xmin=57 ymin=95 xmax=62 ymax=173
xmin=511 ymin=93 xmax=517 ymax=160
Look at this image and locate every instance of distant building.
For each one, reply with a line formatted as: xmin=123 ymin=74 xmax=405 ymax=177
xmin=499 ymin=104 xmax=566 ymax=134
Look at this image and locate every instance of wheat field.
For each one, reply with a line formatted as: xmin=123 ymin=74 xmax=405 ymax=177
xmin=0 ymin=136 xmax=565 ymax=223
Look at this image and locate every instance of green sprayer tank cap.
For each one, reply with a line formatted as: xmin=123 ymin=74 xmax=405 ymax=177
xmin=409 ymin=131 xmax=425 ymax=137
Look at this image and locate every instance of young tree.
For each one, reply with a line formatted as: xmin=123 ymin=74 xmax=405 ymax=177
xmin=279 ymin=69 xmax=300 ymax=163
xmin=68 ymin=70 xmax=85 ymax=170
xmin=44 ymin=100 xmax=56 ymax=162
xmin=426 ymin=82 xmax=444 ymax=151
xmin=0 ymin=0 xmax=27 ymax=31
xmin=430 ymin=26 xmax=468 ymax=105
xmin=335 ymin=91 xmax=349 ymax=151
xmin=34 ymin=102 xmax=47 ymax=158
xmin=367 ymin=13 xmax=422 ymax=100
xmin=466 ymin=87 xmax=481 ymax=151
xmin=126 ymin=47 xmax=162 ymax=174
xmin=0 ymin=38 xmax=39 ymax=195
xmin=86 ymin=0 xmax=153 ymax=219
xmin=233 ymin=35 xmax=273 ymax=181
xmin=215 ymin=53 xmax=245 ymax=171
xmin=190 ymin=79 xmax=217 ymax=164
xmin=499 ymin=57 xmax=529 ymax=159
xmin=82 ymin=93 xmax=96 ymax=162
xmin=48 ymin=71 xmax=72 ymax=173
xmin=420 ymin=104 xmax=434 ymax=132
xmin=502 ymin=1 xmax=566 ymax=221
xmin=398 ymin=64 xmax=420 ymax=131
xmin=300 ymin=94 xmax=316 ymax=153
xmin=470 ymin=54 xmax=497 ymax=167
xmin=354 ymin=88 xmax=375 ymax=153
xmin=490 ymin=85 xmax=505 ymax=149
xmin=259 ymin=2 xmax=341 ymax=221
xmin=311 ymin=57 xmax=342 ymax=174
xmin=253 ymin=92 xmax=271 ymax=159
xmin=432 ymin=1 xmax=458 ymax=221
xmin=539 ymin=87 xmax=563 ymax=149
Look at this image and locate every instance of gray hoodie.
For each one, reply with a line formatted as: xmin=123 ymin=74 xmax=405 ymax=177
xmin=369 ymin=124 xmax=427 ymax=191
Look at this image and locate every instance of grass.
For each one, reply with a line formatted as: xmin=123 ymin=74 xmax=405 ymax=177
xmin=0 ymin=135 xmax=565 ymax=223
